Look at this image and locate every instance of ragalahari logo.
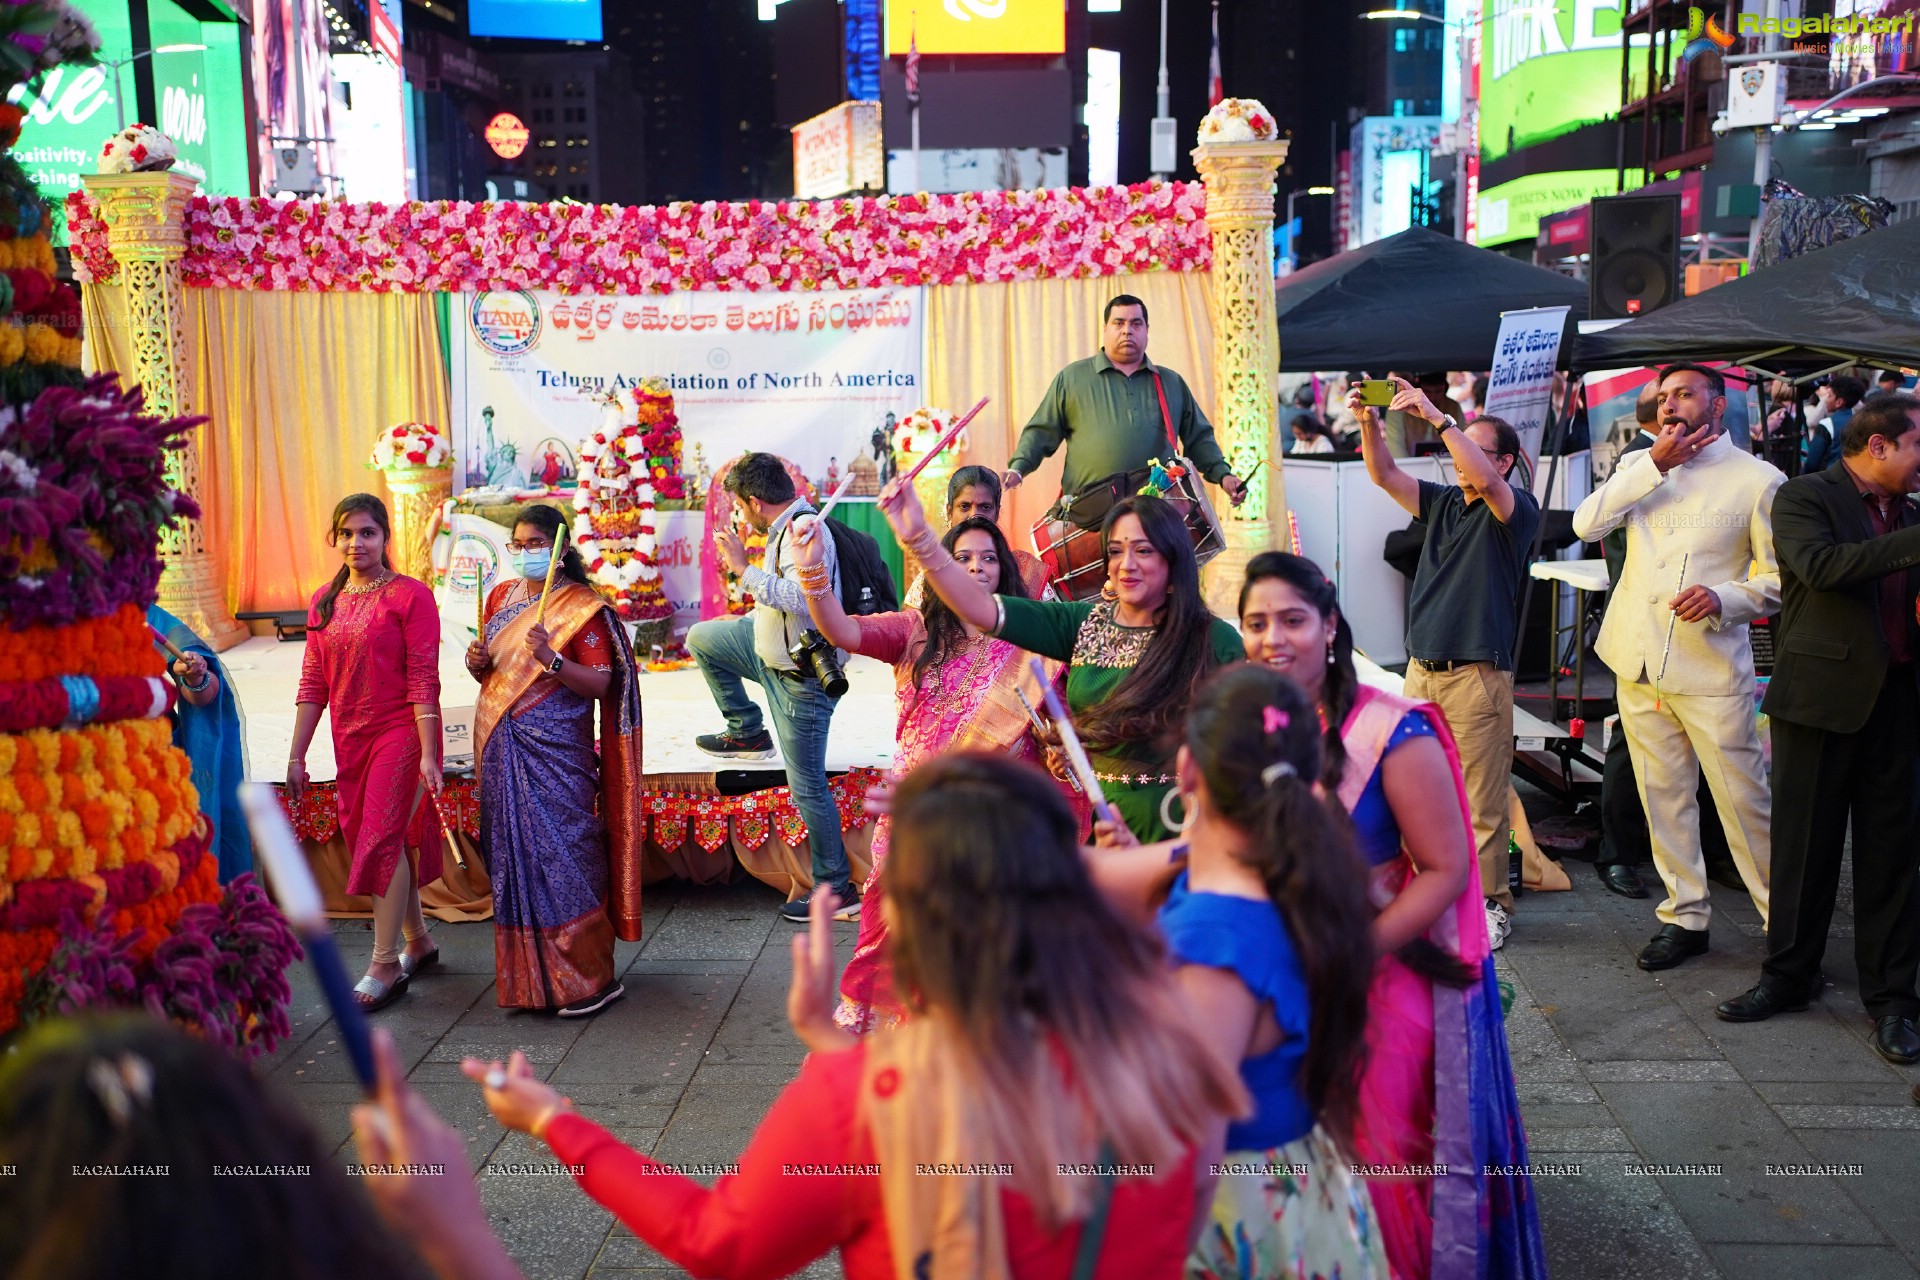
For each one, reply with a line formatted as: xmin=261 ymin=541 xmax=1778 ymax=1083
xmin=1681 ymin=6 xmax=1737 ymax=61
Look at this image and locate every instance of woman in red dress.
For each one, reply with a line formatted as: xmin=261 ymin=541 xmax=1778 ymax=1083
xmin=289 ymin=494 xmax=445 ymax=1011
xmin=459 ymin=753 xmax=1249 ymax=1279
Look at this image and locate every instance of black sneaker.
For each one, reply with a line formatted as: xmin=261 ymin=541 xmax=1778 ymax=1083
xmin=779 ymin=886 xmax=861 ymax=922
xmin=556 ymin=982 xmax=625 ymax=1018
xmin=695 ymin=728 xmax=775 ymax=760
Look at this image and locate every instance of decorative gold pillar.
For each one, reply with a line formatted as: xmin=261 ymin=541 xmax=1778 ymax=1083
xmin=382 ymin=464 xmax=454 ymax=585
xmin=80 ymin=171 xmax=245 ymax=651
xmin=1192 ymin=131 xmax=1289 ymax=616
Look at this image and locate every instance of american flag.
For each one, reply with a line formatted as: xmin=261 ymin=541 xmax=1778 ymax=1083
xmin=905 ymin=20 xmax=920 ymax=106
xmin=1207 ymin=1 xmax=1223 ymax=107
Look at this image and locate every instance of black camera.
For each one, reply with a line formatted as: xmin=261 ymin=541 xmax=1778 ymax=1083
xmin=789 ymin=629 xmax=849 ymax=698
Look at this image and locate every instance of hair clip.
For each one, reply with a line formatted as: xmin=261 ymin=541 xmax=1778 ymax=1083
xmin=86 ymin=1053 xmax=155 ymax=1128
xmin=1263 ymin=706 xmax=1290 ymax=735
xmin=1261 ymin=761 xmax=1298 ymax=787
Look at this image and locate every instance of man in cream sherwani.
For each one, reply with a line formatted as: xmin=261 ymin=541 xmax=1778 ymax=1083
xmin=1573 ymin=363 xmax=1782 ymax=972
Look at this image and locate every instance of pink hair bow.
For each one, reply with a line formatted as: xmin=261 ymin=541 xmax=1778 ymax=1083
xmin=1263 ymin=706 xmax=1290 ymax=735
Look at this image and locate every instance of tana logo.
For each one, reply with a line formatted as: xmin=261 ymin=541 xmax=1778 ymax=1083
xmin=1681 ymin=6 xmax=1737 ymax=60
xmin=468 ymin=289 xmax=542 ymax=357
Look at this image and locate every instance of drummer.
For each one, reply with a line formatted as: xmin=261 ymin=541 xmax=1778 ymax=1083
xmin=1004 ymin=295 xmax=1250 ymax=510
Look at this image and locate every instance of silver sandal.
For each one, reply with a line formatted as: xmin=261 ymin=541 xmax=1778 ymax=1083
xmin=353 ymin=971 xmax=409 ymax=1012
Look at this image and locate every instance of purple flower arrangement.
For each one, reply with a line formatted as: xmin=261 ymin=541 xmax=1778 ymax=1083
xmin=20 ymin=873 xmax=304 ymax=1061
xmin=0 ymin=374 xmax=205 ymax=628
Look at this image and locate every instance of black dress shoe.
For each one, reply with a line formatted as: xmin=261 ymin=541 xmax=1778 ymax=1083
xmin=1872 ymin=1015 xmax=1920 ymax=1066
xmin=1637 ymin=923 xmax=1708 ymax=971
xmin=1598 ymin=862 xmax=1647 ymax=899
xmin=1715 ymin=983 xmax=1814 ymax=1022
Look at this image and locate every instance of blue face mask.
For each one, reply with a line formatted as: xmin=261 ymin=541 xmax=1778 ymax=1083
xmin=517 ymin=549 xmax=552 ymax=581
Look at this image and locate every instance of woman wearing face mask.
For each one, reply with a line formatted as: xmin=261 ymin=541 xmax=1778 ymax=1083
xmin=790 ymin=513 xmax=1083 ymax=1033
xmin=902 ymin=466 xmax=1050 ymax=606
xmin=882 ymin=478 xmax=1242 ymax=843
xmin=289 ymin=495 xmax=445 ymax=1012
xmin=1238 ymin=552 xmax=1547 ymax=1280
xmin=467 ymin=503 xmax=644 ymax=1018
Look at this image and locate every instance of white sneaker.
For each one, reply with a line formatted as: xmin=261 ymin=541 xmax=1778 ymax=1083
xmin=1484 ymin=900 xmax=1512 ymax=951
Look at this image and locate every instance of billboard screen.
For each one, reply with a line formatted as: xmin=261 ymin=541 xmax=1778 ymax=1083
xmin=469 ymin=0 xmax=604 ymax=42
xmin=1476 ymin=169 xmax=1631 ymax=246
xmin=1479 ymin=0 xmax=1629 ymax=165
xmin=883 ymin=0 xmax=1065 ymax=55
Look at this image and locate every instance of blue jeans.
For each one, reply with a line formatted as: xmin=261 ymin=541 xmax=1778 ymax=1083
xmin=685 ymin=614 xmax=853 ymax=895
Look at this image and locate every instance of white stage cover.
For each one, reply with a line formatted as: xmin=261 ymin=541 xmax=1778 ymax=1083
xmin=221 ymin=634 xmax=898 ymax=784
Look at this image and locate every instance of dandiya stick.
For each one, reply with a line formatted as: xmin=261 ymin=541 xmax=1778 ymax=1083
xmin=1027 ymin=657 xmax=1116 ymax=825
xmin=149 ymin=624 xmax=188 ymax=663
xmin=534 ymin=525 xmax=569 ymax=625
xmin=1014 ymin=683 xmax=1084 ymax=795
xmin=474 ymin=561 xmax=490 ymax=638
xmin=797 ymin=468 xmax=860 ymax=545
xmin=898 ymin=396 xmax=989 ymax=487
xmin=1654 ymin=551 xmax=1690 ymax=712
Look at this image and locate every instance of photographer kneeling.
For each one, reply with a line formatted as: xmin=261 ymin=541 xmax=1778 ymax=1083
xmin=689 ymin=452 xmax=859 ymax=922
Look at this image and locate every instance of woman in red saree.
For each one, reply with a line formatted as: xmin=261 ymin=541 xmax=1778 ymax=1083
xmin=789 ymin=513 xmax=1083 ymax=1032
xmin=289 ymin=495 xmax=445 ymax=1012
xmin=1239 ymin=552 xmax=1548 ymax=1279
xmin=468 ymin=503 xmax=645 ymax=1016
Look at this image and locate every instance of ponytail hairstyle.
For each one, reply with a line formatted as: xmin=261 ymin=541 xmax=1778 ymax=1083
xmin=312 ymin=494 xmax=393 ymax=631
xmin=1237 ymin=552 xmax=1356 ymax=790
xmin=1183 ymin=664 xmax=1374 ymax=1150
xmin=1074 ymin=495 xmax=1224 ymax=756
xmin=512 ymin=504 xmax=593 ymax=590
xmin=911 ymin=516 xmax=1027 ymax=691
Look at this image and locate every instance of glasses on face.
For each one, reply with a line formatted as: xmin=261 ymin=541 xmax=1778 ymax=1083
xmin=505 ymin=540 xmax=552 ymax=553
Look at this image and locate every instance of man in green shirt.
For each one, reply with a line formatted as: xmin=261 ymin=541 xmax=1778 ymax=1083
xmin=1003 ymin=295 xmax=1249 ymax=509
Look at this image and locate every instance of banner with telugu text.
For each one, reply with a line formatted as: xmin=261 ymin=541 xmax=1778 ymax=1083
xmin=450 ymin=287 xmax=926 ymax=490
xmin=1481 ymin=304 xmax=1570 ymax=495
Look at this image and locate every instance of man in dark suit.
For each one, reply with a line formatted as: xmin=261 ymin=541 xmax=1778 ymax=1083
xmin=1591 ymin=383 xmax=1739 ymax=900
xmin=1718 ymin=394 xmax=1920 ymax=1066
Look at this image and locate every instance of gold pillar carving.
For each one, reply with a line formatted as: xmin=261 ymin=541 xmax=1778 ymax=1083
xmin=81 ymin=171 xmax=245 ymax=651
xmin=381 ymin=464 xmax=454 ymax=585
xmin=1192 ymin=137 xmax=1289 ymax=616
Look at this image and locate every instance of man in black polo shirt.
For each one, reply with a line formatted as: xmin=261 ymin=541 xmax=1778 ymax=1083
xmin=1353 ymin=375 xmax=1542 ymax=949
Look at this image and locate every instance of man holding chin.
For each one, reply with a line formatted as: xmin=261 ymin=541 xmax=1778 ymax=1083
xmin=1573 ymin=363 xmax=1782 ymax=972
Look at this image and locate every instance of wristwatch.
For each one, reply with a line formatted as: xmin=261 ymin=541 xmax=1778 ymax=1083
xmin=547 ymin=654 xmax=564 ymax=674
xmin=1432 ymin=415 xmax=1457 ymax=434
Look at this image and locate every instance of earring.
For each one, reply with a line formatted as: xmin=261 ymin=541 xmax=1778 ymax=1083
xmin=1100 ymin=579 xmax=1119 ymax=603
xmin=1327 ymin=640 xmax=1337 ymax=666
xmin=1159 ymin=788 xmax=1194 ymax=835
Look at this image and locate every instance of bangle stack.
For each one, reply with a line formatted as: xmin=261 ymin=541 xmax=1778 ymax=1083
xmin=181 ymin=669 xmax=212 ymax=694
xmin=797 ymin=562 xmax=833 ymax=600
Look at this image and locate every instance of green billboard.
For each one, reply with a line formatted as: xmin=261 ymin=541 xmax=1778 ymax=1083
xmin=1479 ymin=0 xmax=1631 ymax=165
xmin=10 ymin=0 xmax=250 ymax=231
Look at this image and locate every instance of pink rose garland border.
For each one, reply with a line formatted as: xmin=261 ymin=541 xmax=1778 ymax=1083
xmin=65 ymin=183 xmax=1211 ymax=293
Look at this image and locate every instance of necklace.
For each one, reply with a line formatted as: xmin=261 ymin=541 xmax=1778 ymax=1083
xmin=341 ymin=570 xmax=394 ymax=595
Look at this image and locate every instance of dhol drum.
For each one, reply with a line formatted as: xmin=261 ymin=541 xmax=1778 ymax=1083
xmin=1032 ymin=460 xmax=1225 ymax=602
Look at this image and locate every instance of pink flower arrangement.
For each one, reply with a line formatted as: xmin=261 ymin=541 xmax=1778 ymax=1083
xmin=67 ymin=184 xmax=1213 ymax=293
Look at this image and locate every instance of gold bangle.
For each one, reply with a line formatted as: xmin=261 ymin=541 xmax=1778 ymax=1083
xmin=530 ymin=1103 xmax=567 ymax=1140
xmin=415 ymin=713 xmax=441 ymax=722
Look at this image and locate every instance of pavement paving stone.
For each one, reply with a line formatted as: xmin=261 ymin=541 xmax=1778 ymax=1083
xmin=1795 ymin=1129 xmax=1920 ymax=1270
xmin=1529 ymin=1154 xmax=1721 ymax=1280
xmin=1706 ymin=1244 xmax=1918 ymax=1279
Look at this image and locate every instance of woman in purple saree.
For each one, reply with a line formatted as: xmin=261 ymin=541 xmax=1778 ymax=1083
xmin=1240 ymin=552 xmax=1547 ymax=1280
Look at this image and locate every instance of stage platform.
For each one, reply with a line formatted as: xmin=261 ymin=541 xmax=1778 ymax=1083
xmin=220 ymin=633 xmax=899 ymax=784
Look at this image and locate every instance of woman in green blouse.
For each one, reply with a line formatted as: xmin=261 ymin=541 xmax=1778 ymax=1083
xmin=878 ymin=476 xmax=1243 ymax=842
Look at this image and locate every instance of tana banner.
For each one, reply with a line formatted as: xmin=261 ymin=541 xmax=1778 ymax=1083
xmin=1479 ymin=0 xmax=1630 ymax=165
xmin=450 ymin=287 xmax=926 ymax=491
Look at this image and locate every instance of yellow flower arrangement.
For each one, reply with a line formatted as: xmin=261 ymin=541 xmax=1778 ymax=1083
xmin=0 ymin=720 xmax=194 ymax=885
xmin=0 ymin=322 xmax=22 ymax=366
xmin=24 ymin=322 xmax=62 ymax=366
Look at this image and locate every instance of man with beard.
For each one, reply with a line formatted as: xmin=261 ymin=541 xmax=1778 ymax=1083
xmin=1573 ymin=364 xmax=1782 ymax=972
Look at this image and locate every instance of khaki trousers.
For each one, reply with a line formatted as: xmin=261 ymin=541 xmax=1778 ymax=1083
xmin=1616 ymin=680 xmax=1771 ymax=931
xmin=1403 ymin=661 xmax=1514 ymax=910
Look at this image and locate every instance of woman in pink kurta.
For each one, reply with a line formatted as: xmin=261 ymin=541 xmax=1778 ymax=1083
xmin=789 ymin=514 xmax=1086 ymax=1032
xmin=289 ymin=494 xmax=446 ymax=1012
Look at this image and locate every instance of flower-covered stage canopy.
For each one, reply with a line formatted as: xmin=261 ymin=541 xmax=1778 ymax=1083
xmin=68 ymin=182 xmax=1212 ymax=294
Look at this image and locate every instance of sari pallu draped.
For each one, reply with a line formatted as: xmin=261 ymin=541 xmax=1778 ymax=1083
xmin=835 ymin=612 xmax=1084 ymax=1033
xmin=475 ymin=581 xmax=645 ymax=1009
xmin=149 ymin=604 xmax=250 ymax=882
xmin=1338 ymin=684 xmax=1548 ymax=1280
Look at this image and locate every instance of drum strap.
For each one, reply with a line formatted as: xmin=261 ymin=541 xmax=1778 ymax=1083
xmin=1150 ymin=369 xmax=1179 ymax=454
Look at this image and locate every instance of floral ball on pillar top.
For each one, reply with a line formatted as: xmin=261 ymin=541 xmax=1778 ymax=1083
xmin=370 ymin=421 xmax=453 ymax=470
xmin=1197 ymin=98 xmax=1279 ymax=144
xmin=98 ymin=122 xmax=179 ymax=174
xmin=893 ymin=406 xmax=966 ymax=529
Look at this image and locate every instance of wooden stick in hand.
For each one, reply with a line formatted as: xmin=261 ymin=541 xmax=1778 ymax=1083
xmin=535 ymin=526 xmax=568 ymax=625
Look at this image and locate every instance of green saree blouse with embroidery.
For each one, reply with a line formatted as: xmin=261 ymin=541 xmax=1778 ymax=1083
xmin=995 ymin=596 xmax=1244 ymax=842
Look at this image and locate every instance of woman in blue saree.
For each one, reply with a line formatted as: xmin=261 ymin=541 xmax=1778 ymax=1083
xmin=468 ymin=504 xmax=644 ymax=1018
xmin=148 ymin=604 xmax=250 ymax=882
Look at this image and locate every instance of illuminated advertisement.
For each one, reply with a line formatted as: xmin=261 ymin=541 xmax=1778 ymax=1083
xmin=1479 ymin=0 xmax=1629 ymax=163
xmin=469 ymin=0 xmax=604 ymax=42
xmin=1476 ymin=169 xmax=1633 ymax=246
xmin=10 ymin=0 xmax=250 ymax=222
xmin=883 ymin=0 xmax=1065 ymax=56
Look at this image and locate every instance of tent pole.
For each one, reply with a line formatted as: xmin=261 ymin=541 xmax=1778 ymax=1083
xmin=1512 ymin=373 xmax=1578 ymax=695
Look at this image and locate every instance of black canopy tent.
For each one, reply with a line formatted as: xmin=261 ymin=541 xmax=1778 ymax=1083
xmin=1277 ymin=226 xmax=1590 ymax=373
xmin=1574 ymin=216 xmax=1920 ymax=382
